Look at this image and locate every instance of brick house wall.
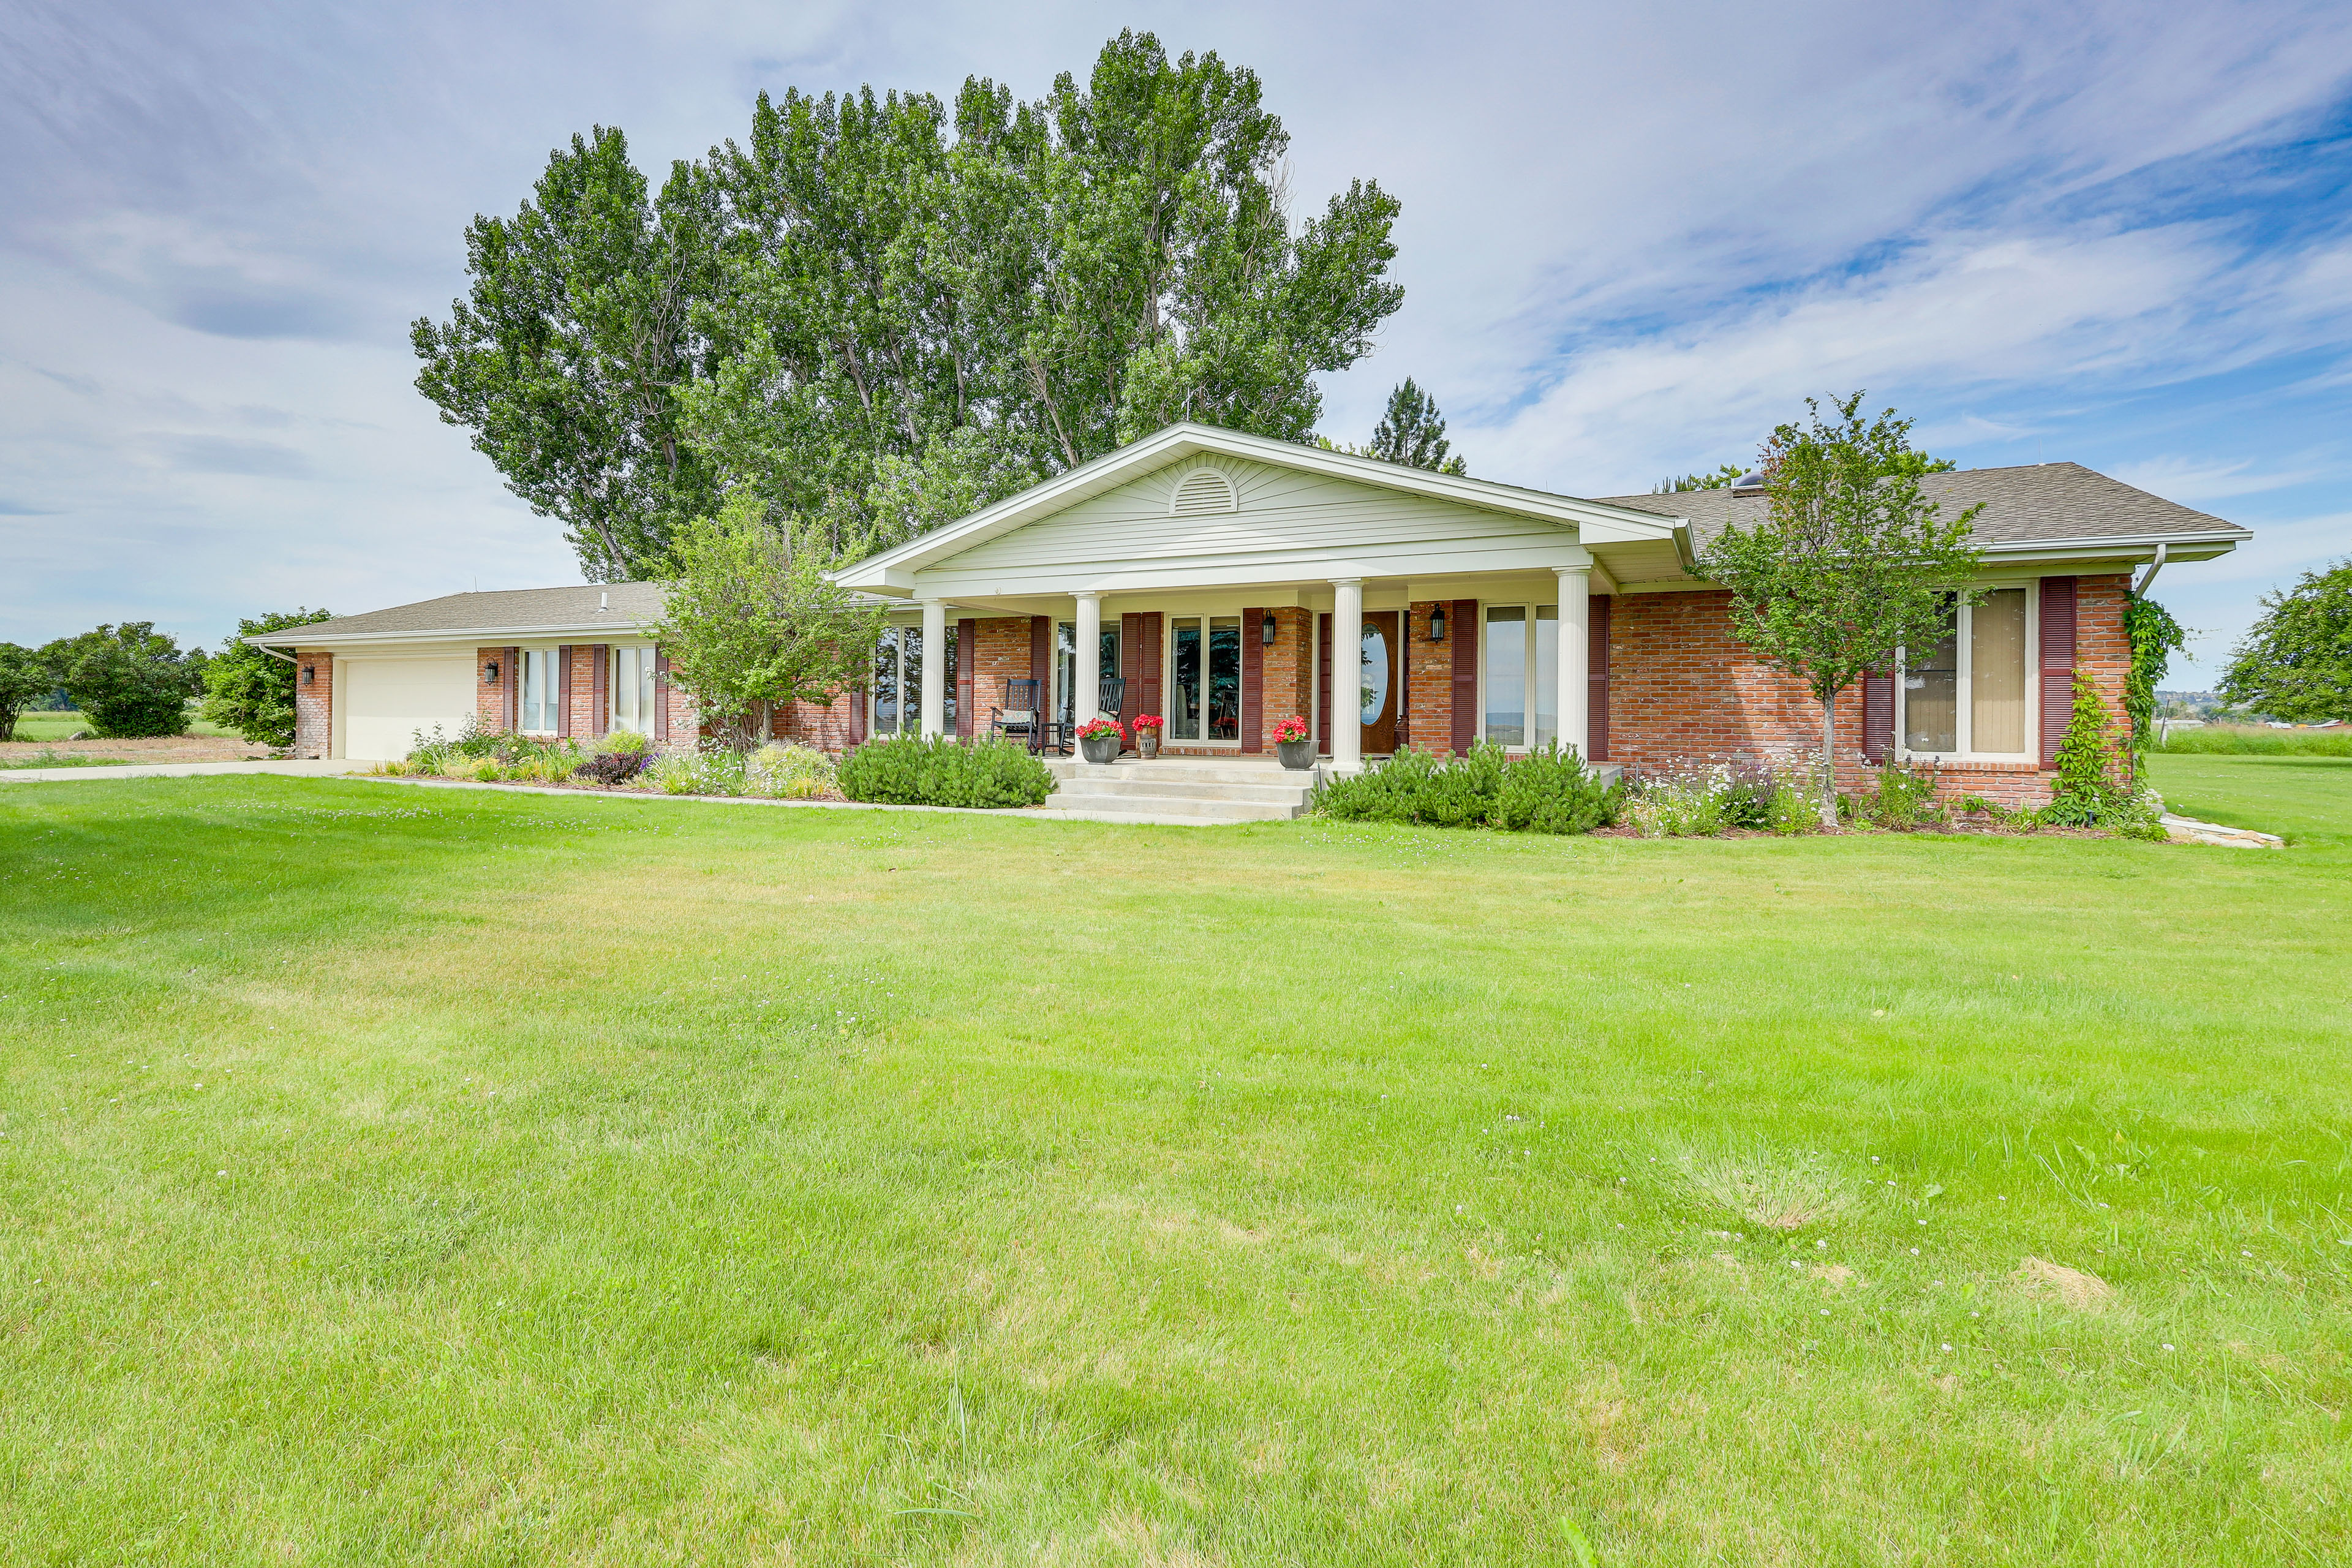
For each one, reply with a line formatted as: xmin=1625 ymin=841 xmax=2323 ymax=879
xmin=475 ymin=647 xmax=514 ymax=733
xmin=1600 ymin=576 xmax=2133 ymax=807
xmin=968 ymin=617 xmax=1039 ymax=733
xmin=1258 ymin=608 xmax=1313 ymax=752
xmin=1404 ymin=601 xmax=1458 ymax=756
xmin=293 ymin=648 xmax=333 ymax=758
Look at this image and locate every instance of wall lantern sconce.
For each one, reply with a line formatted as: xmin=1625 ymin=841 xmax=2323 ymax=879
xmin=300 ymin=665 xmax=315 ymax=685
xmin=1260 ymin=612 xmax=1278 ymax=647
xmin=483 ymin=660 xmax=501 ymax=684
xmin=1428 ymin=605 xmax=1447 ymax=643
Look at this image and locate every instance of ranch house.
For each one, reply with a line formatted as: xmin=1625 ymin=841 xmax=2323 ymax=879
xmin=260 ymin=422 xmax=2248 ymax=813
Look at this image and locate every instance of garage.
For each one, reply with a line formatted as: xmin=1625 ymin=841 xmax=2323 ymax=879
xmin=338 ymin=654 xmax=477 ymax=761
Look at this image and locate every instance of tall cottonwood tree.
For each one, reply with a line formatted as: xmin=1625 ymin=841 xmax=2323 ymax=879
xmin=419 ymin=32 xmax=1406 ymax=576
xmin=413 ymin=128 xmax=726 ymax=580
xmin=1697 ymin=394 xmax=1984 ymax=826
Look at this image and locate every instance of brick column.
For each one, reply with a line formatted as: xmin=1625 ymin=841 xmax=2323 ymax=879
xmin=293 ymin=648 xmax=333 ymax=759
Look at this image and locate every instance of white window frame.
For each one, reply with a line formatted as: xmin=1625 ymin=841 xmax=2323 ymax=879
xmin=608 ymin=644 xmax=658 ymax=736
xmin=1162 ymin=612 xmax=1246 ymax=748
xmin=1475 ymin=601 xmax=1559 ymax=753
xmin=1896 ymin=582 xmax=2039 ymax=763
xmin=869 ymin=625 xmax=918 ymax=738
xmin=517 ymin=646 xmax=562 ymax=735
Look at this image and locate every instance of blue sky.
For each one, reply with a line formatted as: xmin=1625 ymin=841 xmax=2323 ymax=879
xmin=2 ymin=1 xmax=2346 ymax=686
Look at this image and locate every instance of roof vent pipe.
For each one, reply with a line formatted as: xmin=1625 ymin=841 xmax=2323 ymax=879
xmin=1729 ymin=471 xmax=1767 ymax=496
xmin=599 ymin=591 xmax=608 ymax=611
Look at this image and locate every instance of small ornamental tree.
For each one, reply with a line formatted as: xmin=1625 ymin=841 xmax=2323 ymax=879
xmin=200 ymin=609 xmax=333 ymax=748
xmin=2220 ymin=559 xmax=2352 ymax=723
xmin=41 ymin=622 xmax=205 ymax=738
xmin=1697 ymin=393 xmax=1984 ymax=826
xmin=641 ymin=490 xmax=888 ymax=750
xmin=0 ymin=642 xmax=47 ymax=741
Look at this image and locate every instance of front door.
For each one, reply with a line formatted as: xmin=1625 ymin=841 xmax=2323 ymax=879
xmin=1360 ymin=611 xmax=1400 ymax=755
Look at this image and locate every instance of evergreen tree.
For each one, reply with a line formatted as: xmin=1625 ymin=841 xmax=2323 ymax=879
xmin=1363 ymin=378 xmax=1466 ymax=475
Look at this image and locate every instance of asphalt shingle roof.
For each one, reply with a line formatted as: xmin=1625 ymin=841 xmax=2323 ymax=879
xmin=1595 ymin=462 xmax=2249 ymax=553
xmin=257 ymin=582 xmax=668 ymax=641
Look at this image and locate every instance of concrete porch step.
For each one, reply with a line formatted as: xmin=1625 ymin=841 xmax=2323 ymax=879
xmin=1050 ymin=775 xmax=1315 ymax=806
xmin=1035 ymin=793 xmax=1301 ymax=823
xmin=1046 ymin=758 xmax=1325 ymax=788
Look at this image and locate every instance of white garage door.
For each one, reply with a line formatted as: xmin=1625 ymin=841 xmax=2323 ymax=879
xmin=341 ymin=655 xmax=478 ymax=761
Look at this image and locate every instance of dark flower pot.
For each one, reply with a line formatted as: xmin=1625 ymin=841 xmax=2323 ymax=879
xmin=1277 ymin=738 xmax=1316 ymax=770
xmin=1080 ymin=734 xmax=1121 ymax=764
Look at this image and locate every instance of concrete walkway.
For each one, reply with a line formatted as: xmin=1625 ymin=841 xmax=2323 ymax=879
xmin=2160 ymin=812 xmax=2286 ymax=849
xmin=0 ymin=758 xmax=360 ymax=785
xmin=342 ymin=771 xmax=1253 ymax=826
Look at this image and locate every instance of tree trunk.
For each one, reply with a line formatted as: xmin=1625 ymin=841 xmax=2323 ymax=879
xmin=1818 ymin=692 xmax=1839 ymax=829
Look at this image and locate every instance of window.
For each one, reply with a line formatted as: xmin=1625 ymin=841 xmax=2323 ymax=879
xmin=1482 ymin=605 xmax=1558 ymax=748
xmin=610 ymin=646 xmax=657 ymax=734
xmin=1901 ymin=587 xmax=2032 ymax=757
xmin=519 ymin=649 xmax=560 ymax=733
xmin=1056 ymin=622 xmax=1121 ymax=726
xmin=869 ymin=625 xmax=956 ymax=736
xmin=1166 ymin=615 xmax=1242 ymax=742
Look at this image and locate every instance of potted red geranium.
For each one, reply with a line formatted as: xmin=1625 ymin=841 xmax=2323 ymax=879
xmin=1075 ymin=715 xmax=1126 ymax=765
xmin=1273 ymin=715 xmax=1314 ymax=770
xmin=1131 ymin=713 xmax=1164 ymax=760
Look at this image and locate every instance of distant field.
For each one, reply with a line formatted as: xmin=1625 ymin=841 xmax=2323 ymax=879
xmin=6 ymin=710 xmax=241 ymax=744
xmin=0 ymin=755 xmax=2345 ymax=1564
xmin=2155 ymin=723 xmax=2351 ymax=756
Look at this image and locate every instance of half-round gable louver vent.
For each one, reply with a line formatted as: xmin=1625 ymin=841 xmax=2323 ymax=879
xmin=1169 ymin=467 xmax=1238 ymax=516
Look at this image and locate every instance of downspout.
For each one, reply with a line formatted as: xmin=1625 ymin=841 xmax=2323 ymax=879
xmin=2133 ymin=543 xmax=2168 ymax=595
xmin=250 ymin=642 xmax=300 ymax=667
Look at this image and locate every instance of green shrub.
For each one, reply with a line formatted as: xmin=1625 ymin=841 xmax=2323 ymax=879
xmin=837 ymin=736 xmax=1055 ymax=809
xmin=1840 ymin=760 xmax=1947 ymax=829
xmin=598 ymin=730 xmax=654 ymax=757
xmin=747 ymin=742 xmax=837 ymax=799
xmin=1316 ymin=741 xmax=1619 ymax=834
xmin=42 ymin=622 xmax=202 ymax=737
xmin=198 ymin=609 xmax=331 ymax=748
xmin=2041 ymin=669 xmax=2165 ymax=839
xmin=1624 ymin=769 xmax=1729 ymax=838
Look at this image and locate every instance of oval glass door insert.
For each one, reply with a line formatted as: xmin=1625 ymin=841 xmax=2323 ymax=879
xmin=1360 ymin=625 xmax=1389 ymax=724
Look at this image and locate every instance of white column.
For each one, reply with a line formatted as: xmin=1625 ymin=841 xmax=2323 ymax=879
xmin=1556 ymin=565 xmax=1590 ymax=758
xmin=919 ymin=598 xmax=947 ymax=739
xmin=1074 ymin=591 xmax=1101 ymax=724
xmin=1331 ymin=577 xmax=1363 ymax=772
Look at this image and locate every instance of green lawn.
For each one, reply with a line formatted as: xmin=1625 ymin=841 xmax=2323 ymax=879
xmin=1 ymin=756 xmax=2346 ymax=1565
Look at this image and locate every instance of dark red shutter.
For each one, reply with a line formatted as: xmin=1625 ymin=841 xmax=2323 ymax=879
xmin=1316 ymin=612 xmax=1333 ymax=754
xmin=1030 ymin=616 xmax=1051 ymax=688
xmin=956 ymin=618 xmax=976 ymax=739
xmin=503 ymin=647 xmax=518 ymax=733
xmin=2039 ymin=576 xmax=2078 ymax=767
xmin=847 ymin=675 xmax=867 ymax=745
xmin=1449 ymin=600 xmax=1478 ymax=756
xmin=1240 ymin=606 xmax=1265 ymax=753
xmin=556 ymin=645 xmax=573 ymax=738
xmin=590 ymin=644 xmax=609 ymax=737
xmin=1862 ymin=671 xmax=1893 ymax=762
xmin=1121 ymin=613 xmax=1161 ymax=735
xmin=1586 ymin=598 xmax=1610 ymax=761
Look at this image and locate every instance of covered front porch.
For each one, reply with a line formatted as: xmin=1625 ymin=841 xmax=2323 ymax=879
xmin=831 ymin=422 xmax=1693 ymax=774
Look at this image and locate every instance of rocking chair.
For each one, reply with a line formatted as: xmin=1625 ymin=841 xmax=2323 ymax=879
xmin=990 ymin=677 xmax=1047 ymax=752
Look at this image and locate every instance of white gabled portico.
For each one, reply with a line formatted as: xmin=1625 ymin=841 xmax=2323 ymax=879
xmin=834 ymin=422 xmax=1691 ymax=766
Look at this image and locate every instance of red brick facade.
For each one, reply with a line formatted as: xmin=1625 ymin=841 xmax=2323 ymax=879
xmin=292 ymin=648 xmax=332 ymax=759
xmin=1259 ymin=608 xmax=1313 ymax=753
xmin=1404 ymin=602 xmax=1460 ymax=756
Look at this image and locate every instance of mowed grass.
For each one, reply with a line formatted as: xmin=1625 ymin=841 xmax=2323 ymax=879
xmin=1 ymin=757 xmax=2347 ymax=1566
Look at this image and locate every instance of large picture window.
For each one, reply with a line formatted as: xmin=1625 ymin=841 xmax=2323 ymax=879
xmin=1901 ymin=587 xmax=2032 ymax=758
xmin=1482 ymin=604 xmax=1558 ymax=749
xmin=519 ymin=649 xmax=559 ymax=733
